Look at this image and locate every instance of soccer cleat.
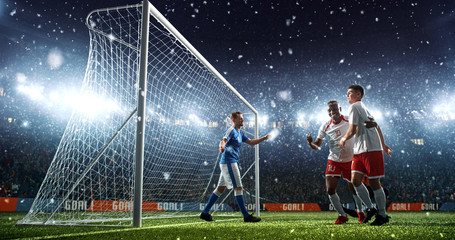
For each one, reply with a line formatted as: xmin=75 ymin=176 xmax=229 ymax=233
xmin=200 ymin=212 xmax=214 ymax=222
xmin=343 ymin=207 xmax=358 ymax=218
xmin=363 ymin=208 xmax=377 ymax=224
xmin=244 ymin=214 xmax=261 ymax=222
xmin=370 ymin=214 xmax=390 ymax=226
xmin=333 ymin=215 xmax=349 ymax=225
xmin=357 ymin=211 xmax=365 ymax=223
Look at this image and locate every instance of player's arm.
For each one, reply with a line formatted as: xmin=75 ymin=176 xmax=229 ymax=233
xmin=364 ymin=117 xmax=377 ymax=128
xmin=339 ymin=124 xmax=357 ymax=148
xmin=376 ymin=125 xmax=393 ymax=157
xmin=306 ymin=133 xmax=323 ymax=150
xmin=245 ymin=135 xmax=270 ymax=146
xmin=219 ymin=138 xmax=227 ymax=153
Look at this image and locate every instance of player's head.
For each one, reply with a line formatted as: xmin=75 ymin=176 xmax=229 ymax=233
xmin=230 ymin=111 xmax=244 ymax=128
xmin=327 ymin=100 xmax=341 ymax=122
xmin=347 ymin=84 xmax=364 ymax=104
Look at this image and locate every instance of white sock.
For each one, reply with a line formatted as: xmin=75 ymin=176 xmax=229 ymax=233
xmin=234 ymin=189 xmax=243 ymax=196
xmin=329 ymin=193 xmax=346 ymax=217
xmin=353 ymin=194 xmax=363 ymax=212
xmin=354 ymin=184 xmax=374 ymax=209
xmin=373 ymin=187 xmax=387 ymax=217
xmin=213 ymin=189 xmax=222 ymax=197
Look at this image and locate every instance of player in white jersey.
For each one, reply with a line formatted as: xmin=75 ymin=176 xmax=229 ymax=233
xmin=339 ymin=85 xmax=393 ymax=226
xmin=307 ymin=100 xmax=376 ymax=224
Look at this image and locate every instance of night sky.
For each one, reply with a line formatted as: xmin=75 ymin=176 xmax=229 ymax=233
xmin=1 ymin=0 xmax=455 ymax=153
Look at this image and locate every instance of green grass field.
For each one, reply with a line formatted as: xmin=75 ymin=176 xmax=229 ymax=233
xmin=2 ymin=211 xmax=454 ymax=239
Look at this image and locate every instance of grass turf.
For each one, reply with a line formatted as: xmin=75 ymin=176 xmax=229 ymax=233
xmin=2 ymin=211 xmax=454 ymax=239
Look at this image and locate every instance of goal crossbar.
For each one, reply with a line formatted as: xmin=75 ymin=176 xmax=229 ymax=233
xmin=18 ymin=0 xmax=261 ymax=228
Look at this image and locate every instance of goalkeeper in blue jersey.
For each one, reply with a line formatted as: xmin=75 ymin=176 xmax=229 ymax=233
xmin=200 ymin=111 xmax=269 ymax=222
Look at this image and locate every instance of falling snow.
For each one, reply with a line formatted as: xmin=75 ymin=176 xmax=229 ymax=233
xmin=0 ymin=0 xmax=454 ymax=207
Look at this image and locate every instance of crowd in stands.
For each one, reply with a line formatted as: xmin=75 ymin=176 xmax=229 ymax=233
xmin=1 ymin=117 xmax=454 ymax=208
xmin=258 ymin=122 xmax=455 ymax=206
xmin=0 ymin=121 xmax=60 ymax=198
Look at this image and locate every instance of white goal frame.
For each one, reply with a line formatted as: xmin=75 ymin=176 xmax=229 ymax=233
xmin=93 ymin=1 xmax=260 ymax=227
xmin=16 ymin=0 xmax=261 ymax=228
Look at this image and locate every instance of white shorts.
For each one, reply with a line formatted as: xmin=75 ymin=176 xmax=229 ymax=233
xmin=217 ymin=162 xmax=243 ymax=189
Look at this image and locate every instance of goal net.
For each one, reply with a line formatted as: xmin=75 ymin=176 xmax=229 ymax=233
xmin=18 ymin=1 xmax=259 ymax=227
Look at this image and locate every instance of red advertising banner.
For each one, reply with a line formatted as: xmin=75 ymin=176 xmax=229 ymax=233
xmin=0 ymin=197 xmax=18 ymax=212
xmin=387 ymin=203 xmax=424 ymax=211
xmin=263 ymin=203 xmax=321 ymax=212
xmin=88 ymin=200 xmax=165 ymax=212
xmin=144 ymin=202 xmax=166 ymax=212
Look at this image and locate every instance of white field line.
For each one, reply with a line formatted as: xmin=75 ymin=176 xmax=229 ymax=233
xmin=20 ymin=218 xmax=239 ymax=240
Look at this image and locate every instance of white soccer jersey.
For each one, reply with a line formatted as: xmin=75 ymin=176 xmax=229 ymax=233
xmin=317 ymin=115 xmax=354 ymax=163
xmin=347 ymin=101 xmax=383 ymax=154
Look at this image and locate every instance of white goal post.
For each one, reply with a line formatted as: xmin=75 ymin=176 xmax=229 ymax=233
xmin=17 ymin=0 xmax=260 ymax=227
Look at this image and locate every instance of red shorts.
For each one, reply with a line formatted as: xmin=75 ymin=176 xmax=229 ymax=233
xmin=326 ymin=160 xmax=352 ymax=182
xmin=351 ymin=151 xmax=384 ymax=179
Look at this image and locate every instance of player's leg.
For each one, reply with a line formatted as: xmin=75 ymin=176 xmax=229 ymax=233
xmin=347 ymin=182 xmax=363 ymax=212
xmin=326 ymin=161 xmax=348 ymax=224
xmin=351 ymin=153 xmax=376 ymax=223
xmin=341 ymin=161 xmax=364 ymax=222
xmin=234 ymin=186 xmax=252 ymax=220
xmin=233 ymin=186 xmax=247 ymax=217
xmin=369 ymin=178 xmax=390 ymax=225
xmin=347 ymin=182 xmax=365 ymax=222
xmin=367 ymin=151 xmax=389 ymax=226
xmin=327 ymin=176 xmax=344 ymax=217
xmin=237 ymin=188 xmax=260 ymax=222
xmin=200 ymin=165 xmax=230 ymax=221
xmin=352 ymin=172 xmax=376 ymax=223
xmin=327 ymin=176 xmax=348 ymax=224
xmin=201 ymin=186 xmax=226 ymax=213
xmin=227 ymin=162 xmax=260 ymax=222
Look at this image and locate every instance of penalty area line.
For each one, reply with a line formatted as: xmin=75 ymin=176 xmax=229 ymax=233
xmin=22 ymin=218 xmax=239 ymax=240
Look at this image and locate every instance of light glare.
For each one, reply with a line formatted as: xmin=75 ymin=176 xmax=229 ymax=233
xmin=47 ymin=48 xmax=64 ymax=70
xmin=268 ymin=128 xmax=280 ymax=141
xmin=17 ymin=84 xmax=44 ymax=101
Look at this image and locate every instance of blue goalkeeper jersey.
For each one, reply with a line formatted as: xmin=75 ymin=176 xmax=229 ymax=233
xmin=220 ymin=126 xmax=249 ymax=164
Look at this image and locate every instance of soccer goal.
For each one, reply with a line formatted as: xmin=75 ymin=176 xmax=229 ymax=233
xmin=17 ymin=1 xmax=260 ymax=227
